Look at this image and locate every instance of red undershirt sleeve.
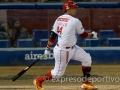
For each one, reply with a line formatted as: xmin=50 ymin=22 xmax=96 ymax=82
xmin=80 ymin=31 xmax=88 ymax=38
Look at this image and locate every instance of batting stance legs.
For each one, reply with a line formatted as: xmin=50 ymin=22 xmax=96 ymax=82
xmin=33 ymin=45 xmax=95 ymax=90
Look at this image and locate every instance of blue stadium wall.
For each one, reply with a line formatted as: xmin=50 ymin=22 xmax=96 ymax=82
xmin=0 ymin=47 xmax=120 ymax=66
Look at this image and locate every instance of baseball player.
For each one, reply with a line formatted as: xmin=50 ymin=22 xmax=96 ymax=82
xmin=33 ymin=0 xmax=98 ymax=90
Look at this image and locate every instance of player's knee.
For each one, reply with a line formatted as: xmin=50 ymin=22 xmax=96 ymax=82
xmin=51 ymin=70 xmax=64 ymax=78
xmin=57 ymin=73 xmax=64 ymax=78
xmin=82 ymin=53 xmax=92 ymax=66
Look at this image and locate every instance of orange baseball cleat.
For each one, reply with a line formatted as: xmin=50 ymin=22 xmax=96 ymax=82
xmin=33 ymin=78 xmax=44 ymax=90
xmin=81 ymin=82 xmax=98 ymax=90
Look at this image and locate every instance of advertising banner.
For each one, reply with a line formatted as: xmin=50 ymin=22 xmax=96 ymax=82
xmin=0 ymin=47 xmax=120 ymax=66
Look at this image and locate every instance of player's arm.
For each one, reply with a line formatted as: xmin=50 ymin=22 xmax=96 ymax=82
xmin=75 ymin=19 xmax=98 ymax=39
xmin=44 ymin=31 xmax=57 ymax=56
xmin=47 ymin=31 xmax=57 ymax=48
xmin=80 ymin=31 xmax=98 ymax=38
xmin=80 ymin=31 xmax=92 ymax=38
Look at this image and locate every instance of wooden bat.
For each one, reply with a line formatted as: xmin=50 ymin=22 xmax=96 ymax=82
xmin=12 ymin=54 xmax=45 ymax=81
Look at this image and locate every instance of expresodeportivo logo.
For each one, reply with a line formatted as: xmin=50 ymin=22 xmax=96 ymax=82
xmin=24 ymin=51 xmax=54 ymax=60
xmin=44 ymin=76 xmax=120 ymax=83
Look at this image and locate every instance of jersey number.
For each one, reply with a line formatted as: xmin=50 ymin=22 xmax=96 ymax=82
xmin=57 ymin=26 xmax=63 ymax=34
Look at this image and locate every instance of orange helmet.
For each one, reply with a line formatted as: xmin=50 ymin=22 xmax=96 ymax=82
xmin=62 ymin=0 xmax=78 ymax=12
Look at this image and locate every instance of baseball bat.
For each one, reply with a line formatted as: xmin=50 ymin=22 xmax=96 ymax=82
xmin=12 ymin=54 xmax=45 ymax=81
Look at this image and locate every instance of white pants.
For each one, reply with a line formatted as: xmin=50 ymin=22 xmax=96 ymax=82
xmin=51 ymin=45 xmax=92 ymax=78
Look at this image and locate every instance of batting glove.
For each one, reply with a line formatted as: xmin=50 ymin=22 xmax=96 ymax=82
xmin=44 ymin=47 xmax=50 ymax=56
xmin=91 ymin=31 xmax=98 ymax=39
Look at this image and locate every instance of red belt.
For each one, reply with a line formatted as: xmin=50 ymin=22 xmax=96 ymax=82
xmin=57 ymin=44 xmax=74 ymax=49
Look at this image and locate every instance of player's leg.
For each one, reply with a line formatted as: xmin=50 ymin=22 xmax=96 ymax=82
xmin=51 ymin=46 xmax=74 ymax=79
xmin=72 ymin=45 xmax=92 ymax=82
xmin=72 ymin=45 xmax=97 ymax=90
xmin=33 ymin=46 xmax=75 ymax=90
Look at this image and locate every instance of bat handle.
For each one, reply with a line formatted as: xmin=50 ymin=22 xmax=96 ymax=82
xmin=12 ymin=69 xmax=26 ymax=81
xmin=12 ymin=75 xmax=20 ymax=81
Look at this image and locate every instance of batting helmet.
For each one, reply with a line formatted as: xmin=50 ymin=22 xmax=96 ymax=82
xmin=62 ymin=0 xmax=78 ymax=12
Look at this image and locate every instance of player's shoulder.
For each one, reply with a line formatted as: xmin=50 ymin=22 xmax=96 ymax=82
xmin=66 ymin=15 xmax=81 ymax=22
xmin=74 ymin=17 xmax=79 ymax=21
xmin=72 ymin=17 xmax=81 ymax=24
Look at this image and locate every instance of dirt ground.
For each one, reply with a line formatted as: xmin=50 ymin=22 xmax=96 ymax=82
xmin=0 ymin=65 xmax=120 ymax=90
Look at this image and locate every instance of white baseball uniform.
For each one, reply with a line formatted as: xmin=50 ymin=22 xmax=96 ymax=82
xmin=34 ymin=0 xmax=97 ymax=89
xmin=51 ymin=14 xmax=92 ymax=78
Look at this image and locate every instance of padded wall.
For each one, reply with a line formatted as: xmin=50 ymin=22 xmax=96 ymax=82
xmin=0 ymin=47 xmax=120 ymax=66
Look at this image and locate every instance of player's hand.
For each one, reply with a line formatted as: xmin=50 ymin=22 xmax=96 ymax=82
xmin=44 ymin=47 xmax=50 ymax=56
xmin=91 ymin=31 xmax=98 ymax=39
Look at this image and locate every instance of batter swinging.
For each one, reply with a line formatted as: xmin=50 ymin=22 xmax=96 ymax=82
xmin=33 ymin=0 xmax=98 ymax=90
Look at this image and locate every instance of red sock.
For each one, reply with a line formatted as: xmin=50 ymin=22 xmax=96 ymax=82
xmin=36 ymin=71 xmax=52 ymax=87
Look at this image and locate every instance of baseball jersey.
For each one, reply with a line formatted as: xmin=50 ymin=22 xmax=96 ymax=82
xmin=52 ymin=14 xmax=85 ymax=48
